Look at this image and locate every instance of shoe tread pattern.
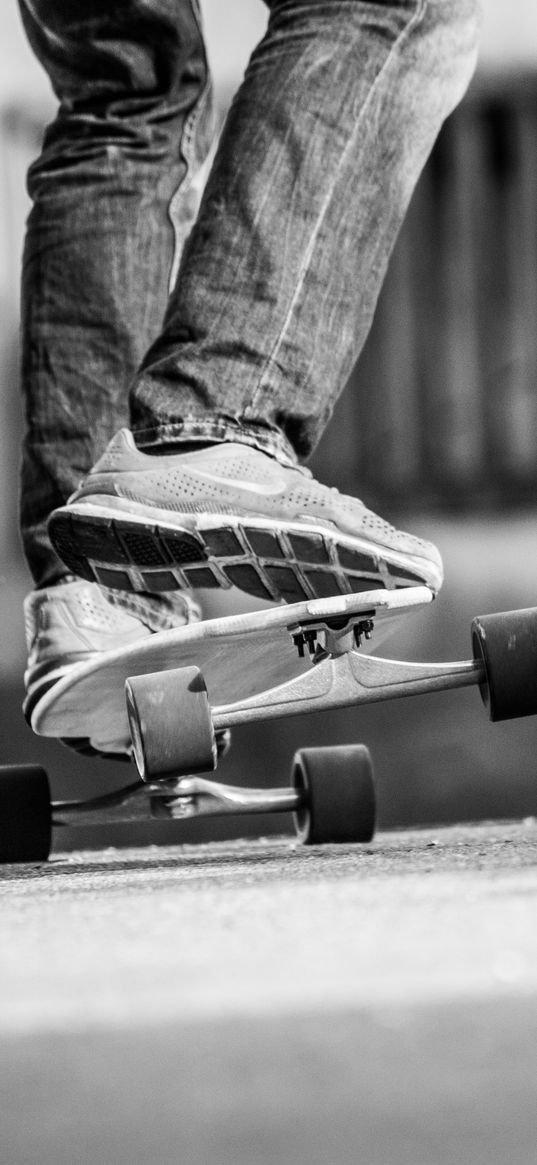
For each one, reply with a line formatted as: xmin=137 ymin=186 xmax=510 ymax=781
xmin=48 ymin=510 xmax=425 ymax=604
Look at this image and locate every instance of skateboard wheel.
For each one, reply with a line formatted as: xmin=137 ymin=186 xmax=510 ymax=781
xmin=292 ymin=745 xmax=376 ymax=845
xmin=126 ymin=665 xmax=217 ymax=780
xmin=472 ymin=608 xmax=537 ymax=721
xmin=0 ymin=765 xmax=52 ymax=863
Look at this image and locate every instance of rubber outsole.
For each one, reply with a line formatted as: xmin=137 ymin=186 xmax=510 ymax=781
xmin=48 ymin=509 xmax=428 ymax=604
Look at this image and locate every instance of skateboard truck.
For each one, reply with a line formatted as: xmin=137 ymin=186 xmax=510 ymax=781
xmin=291 ymin=612 xmax=376 ymax=658
xmin=125 ymin=606 xmax=537 ymax=787
xmin=0 ymin=741 xmax=376 ymax=862
xmin=51 ymin=774 xmax=304 ymax=827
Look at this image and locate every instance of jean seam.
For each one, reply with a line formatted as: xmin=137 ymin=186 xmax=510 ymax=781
xmin=245 ymin=0 xmax=427 ymax=415
xmin=166 ymin=0 xmax=215 ymax=293
xmin=135 ymin=417 xmax=299 ymax=465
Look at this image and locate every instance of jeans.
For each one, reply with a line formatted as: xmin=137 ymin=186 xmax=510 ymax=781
xmin=19 ymin=0 xmax=480 ymax=587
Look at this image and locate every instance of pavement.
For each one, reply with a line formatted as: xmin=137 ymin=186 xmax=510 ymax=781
xmin=2 ymin=821 xmax=537 ymax=1165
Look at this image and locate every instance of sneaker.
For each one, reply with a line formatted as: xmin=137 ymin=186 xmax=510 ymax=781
xmin=48 ymin=428 xmax=443 ymax=601
xmin=24 ymin=576 xmax=201 ymax=755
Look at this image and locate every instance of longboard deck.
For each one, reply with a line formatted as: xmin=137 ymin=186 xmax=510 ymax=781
xmin=33 ymin=586 xmax=433 ymax=754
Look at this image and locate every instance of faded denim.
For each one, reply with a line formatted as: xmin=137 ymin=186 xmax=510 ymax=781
xmin=19 ymin=0 xmax=480 ymax=586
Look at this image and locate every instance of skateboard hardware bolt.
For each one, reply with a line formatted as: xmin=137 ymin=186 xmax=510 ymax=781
xmin=292 ymin=629 xmax=319 ymax=658
xmin=292 ymin=613 xmax=376 ymax=658
xmin=354 ymin=619 xmax=375 ymax=648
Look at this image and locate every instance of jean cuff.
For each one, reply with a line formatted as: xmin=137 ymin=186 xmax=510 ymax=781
xmin=133 ymin=415 xmax=299 ymax=467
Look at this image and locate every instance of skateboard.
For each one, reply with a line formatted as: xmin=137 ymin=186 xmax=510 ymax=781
xmin=3 ymin=585 xmax=537 ymax=863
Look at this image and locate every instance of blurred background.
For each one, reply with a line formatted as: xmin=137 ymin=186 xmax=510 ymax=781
xmin=1 ymin=0 xmax=537 ymax=847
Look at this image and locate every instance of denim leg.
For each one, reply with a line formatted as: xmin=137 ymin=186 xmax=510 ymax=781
xmin=19 ymin=0 xmax=215 ymax=586
xmin=132 ymin=0 xmax=480 ymax=460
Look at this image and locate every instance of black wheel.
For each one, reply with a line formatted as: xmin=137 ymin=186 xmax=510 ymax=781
xmin=292 ymin=745 xmax=376 ymax=845
xmin=0 ymin=765 xmax=52 ymax=863
xmin=126 ymin=666 xmax=217 ymax=780
xmin=472 ymin=608 xmax=537 ymax=722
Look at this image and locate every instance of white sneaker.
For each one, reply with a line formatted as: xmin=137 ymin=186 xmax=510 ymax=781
xmin=24 ymin=577 xmax=201 ymax=755
xmin=48 ymin=428 xmax=443 ymax=601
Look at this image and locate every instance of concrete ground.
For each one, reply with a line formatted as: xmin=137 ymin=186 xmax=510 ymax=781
xmin=2 ymin=821 xmax=537 ymax=1165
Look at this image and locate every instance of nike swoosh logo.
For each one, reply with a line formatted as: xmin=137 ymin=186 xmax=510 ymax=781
xmin=189 ymin=468 xmax=287 ymax=496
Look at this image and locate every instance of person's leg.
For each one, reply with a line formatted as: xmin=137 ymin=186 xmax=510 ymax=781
xmin=20 ymin=0 xmax=213 ymax=749
xmin=19 ymin=0 xmax=215 ymax=588
xmin=49 ymin=0 xmax=479 ymax=604
xmin=130 ymin=0 xmax=480 ymax=460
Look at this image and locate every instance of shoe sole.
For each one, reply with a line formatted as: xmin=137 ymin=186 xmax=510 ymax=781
xmin=49 ymin=503 xmax=438 ymax=603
